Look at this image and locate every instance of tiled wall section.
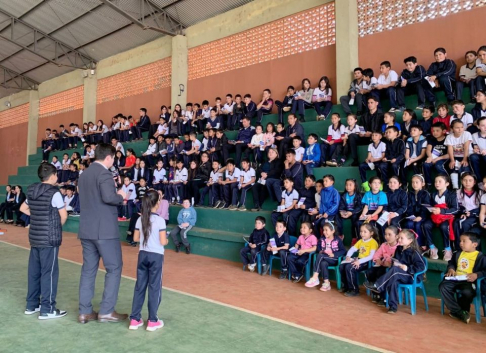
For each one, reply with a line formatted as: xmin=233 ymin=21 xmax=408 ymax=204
xmin=0 ymin=103 xmax=29 ymax=129
xmin=97 ymin=57 xmax=172 ymax=104
xmin=188 ymin=3 xmax=336 ymax=81
xmin=39 ymin=86 xmax=84 ymax=119
xmin=358 ymin=0 xmax=486 ymax=37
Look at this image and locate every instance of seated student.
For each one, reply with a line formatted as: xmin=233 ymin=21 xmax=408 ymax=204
xmin=312 ymin=174 xmax=340 ymax=237
xmin=66 ymin=164 xmax=79 ymax=186
xmin=221 ymin=94 xmax=234 ymax=131
xmin=190 ymin=103 xmax=202 ymax=133
xmin=404 ymin=174 xmax=431 ymax=249
xmin=422 ymin=174 xmax=458 ymax=261
xmin=205 ymin=129 xmax=219 ymax=162
xmin=397 ymin=56 xmax=435 ymax=110
xmin=432 ymin=103 xmax=451 ymax=131
xmin=373 ymin=61 xmax=400 ymax=112
xmin=0 ymin=185 xmax=14 ymax=223
xmin=134 ymin=177 xmax=149 ymax=211
xmin=302 ymin=133 xmax=321 ymax=176
xmin=358 ymin=176 xmax=388 ymax=230
xmin=136 ymin=108 xmax=151 ymax=135
xmin=222 ymin=117 xmax=255 ymax=166
xmin=141 ymin=136 xmax=158 ymax=168
xmin=169 ymin=199 xmax=197 ymax=254
xmin=167 ymin=112 xmax=180 ymax=136
xmin=261 ymin=220 xmax=290 ymax=278
xmin=188 ymin=153 xmax=211 ymax=206
xmin=348 ymin=96 xmax=384 ymax=166
xmin=181 ymin=103 xmax=193 ymax=135
xmin=305 ymin=222 xmax=346 ymax=291
xmin=184 ymin=132 xmax=202 ymax=165
xmin=365 ymin=229 xmax=425 ymax=314
xmin=446 ymin=119 xmax=473 ymax=188
xmin=152 ymin=160 xmax=167 ymax=191
xmin=287 ymin=222 xmax=318 ymax=283
xmin=67 ymin=123 xmax=80 ymax=149
xmin=423 ymin=122 xmax=449 ymax=187
xmin=64 ymin=186 xmax=79 ymax=215
xmin=233 ymin=158 xmax=256 ymax=211
xmin=251 ymin=148 xmax=283 ymax=211
xmin=283 ymin=150 xmax=303 ymax=192
xmin=168 ymin=160 xmax=188 ymax=205
xmin=476 ymin=46 xmax=486 ymax=93
xmin=291 ymin=78 xmax=314 ymax=122
xmin=321 ymin=113 xmax=345 ymax=166
xmin=453 ymin=173 xmax=481 ymax=250
xmin=419 ymin=104 xmax=435 ymax=137
xmin=113 ymin=150 xmax=126 ymax=172
xmin=440 ymin=232 xmax=486 ymax=324
xmin=200 ymin=160 xmax=222 ymax=208
xmin=198 ymin=129 xmax=210 ymax=154
xmin=456 ymin=50 xmax=479 ymax=103
xmin=153 ymin=116 xmax=169 ymax=139
xmin=213 ymin=129 xmax=227 ymax=163
xmin=180 ymin=133 xmax=192 ymax=167
xmin=244 ymin=124 xmax=265 ymax=164
xmin=313 ymin=76 xmax=333 ymax=120
xmin=359 ymin=130 xmax=386 ymax=186
xmin=173 ymin=135 xmax=185 ymax=162
xmin=275 ymin=86 xmax=295 ymax=124
xmin=381 ymin=111 xmax=401 ymax=134
xmin=262 ymin=123 xmax=276 ymax=155
xmin=426 ymin=47 xmax=457 ymax=103
xmin=364 ymin=225 xmax=399 ymax=305
xmin=335 ymin=179 xmax=363 ymax=244
xmin=255 ymin=89 xmax=274 ymax=124
xmin=117 ymin=176 xmax=136 ymax=221
xmin=377 ymin=126 xmax=405 ymax=186
xmin=232 ymin=95 xmax=245 ymax=130
xmin=243 ymin=94 xmax=257 ymax=120
xmin=334 ymin=113 xmax=362 ymax=166
xmin=273 ymin=122 xmax=286 ymax=152
xmin=199 ymin=100 xmax=211 ymax=129
xmin=383 ymin=176 xmax=408 ymax=232
xmin=450 ymin=100 xmax=474 ymax=132
xmin=292 ymin=136 xmax=305 ymax=163
xmin=339 ymin=67 xmax=365 ymax=116
xmin=218 ymin=158 xmax=241 ymax=210
xmin=470 ymin=117 xmax=486 ymax=179
xmin=340 ymin=223 xmax=379 ymax=297
xmin=400 ymin=109 xmax=418 ymax=141
xmin=132 ymin=159 xmax=150 ymax=186
xmin=239 ymin=216 xmax=269 ymax=272
xmin=271 ymin=177 xmax=299 ymax=234
xmin=404 ymin=125 xmax=428 ymax=179
xmin=5 ymin=185 xmax=26 ymax=225
xmin=58 ymin=125 xmax=69 ymax=150
xmin=288 ymin=175 xmax=317 ymax=229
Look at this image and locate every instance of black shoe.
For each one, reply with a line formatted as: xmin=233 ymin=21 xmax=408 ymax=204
xmin=38 ymin=309 xmax=67 ymax=320
xmin=279 ymin=271 xmax=288 ymax=280
xmin=377 ymin=299 xmax=386 ymax=307
xmin=185 ymin=244 xmax=191 ymax=254
xmin=387 ymin=308 xmax=397 ymax=314
xmin=351 ymin=159 xmax=359 ymax=167
xmin=364 ymin=281 xmax=379 ymax=293
xmin=292 ymin=275 xmax=304 ymax=283
xmin=250 ymin=207 xmax=261 ymax=212
xmin=344 ymin=291 xmax=360 ymax=297
xmin=175 ymin=244 xmax=181 ymax=253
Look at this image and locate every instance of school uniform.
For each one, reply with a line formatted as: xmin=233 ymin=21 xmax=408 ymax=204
xmin=223 ymin=126 xmax=255 ymax=166
xmin=279 ymin=121 xmax=305 ymax=158
xmin=302 ymin=143 xmax=321 ymax=176
xmin=339 ymin=238 xmax=379 ymax=294
xmin=444 ymin=131 xmax=473 ymax=175
xmin=261 ymin=232 xmax=291 ymax=271
xmin=426 ymin=58 xmax=457 ymax=102
xmin=287 ymin=234 xmax=318 ymax=278
xmin=423 ymin=136 xmax=448 ymax=184
xmin=251 ymin=158 xmax=283 ymax=209
xmin=453 ymin=190 xmax=480 ymax=249
xmin=397 ymin=65 xmax=434 ymax=108
xmin=403 ymin=189 xmax=431 ymax=247
xmin=244 ymin=133 xmax=265 ymax=163
xmin=439 ymin=251 xmax=486 ymax=316
xmin=312 ymin=88 xmax=333 ymax=118
xmin=456 ymin=63 xmax=478 ymax=102
xmin=364 ymin=242 xmax=398 ymax=284
xmin=313 ymin=236 xmax=346 ymax=280
xmin=339 ymin=79 xmax=365 ymax=115
xmin=199 ymin=170 xmax=222 ymax=206
xmin=275 ymin=95 xmax=294 ymax=124
xmin=244 ymin=101 xmax=257 ymax=120
xmin=0 ymin=191 xmax=14 ymax=220
xmin=152 ymin=168 xmax=167 ymax=192
xmin=377 ymin=138 xmax=405 ymax=185
xmin=470 ymin=131 xmax=486 ymax=179
xmin=221 ymin=102 xmax=234 ymax=130
xmin=374 ymin=246 xmax=425 ymax=311
xmin=223 ymin=168 xmax=241 ymax=207
xmin=321 ymin=124 xmax=345 ymax=164
xmin=335 ymin=192 xmax=363 ymax=240
xmin=287 ymin=186 xmax=317 ymax=231
xmin=256 ymin=98 xmax=273 ymax=123
xmin=348 ymin=109 xmax=385 ymax=162
xmin=313 ymin=185 xmax=340 ymax=237
xmin=376 ymin=70 xmax=399 ymax=108
xmin=169 ymin=168 xmax=188 ymax=203
xmin=238 ymin=167 xmax=256 ymax=207
xmin=239 ymin=228 xmax=269 ymax=266
xmin=271 ymin=188 xmax=299 ymax=234
xmin=359 ymin=141 xmax=386 ymax=183
xmin=419 ymin=118 xmax=433 ymax=138
xmin=291 ymin=89 xmax=314 ymax=121
xmin=358 ymin=190 xmax=388 ymax=231
xmin=283 ymin=161 xmax=303 ymax=192
xmin=118 ymin=183 xmax=136 ymax=219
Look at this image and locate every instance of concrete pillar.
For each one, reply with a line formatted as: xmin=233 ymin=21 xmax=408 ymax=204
xmin=335 ymin=0 xmax=359 ymax=98
xmin=26 ymin=90 xmax=39 ymax=163
xmin=83 ymin=71 xmax=97 ymax=123
xmin=171 ymin=35 xmax=188 ymax=107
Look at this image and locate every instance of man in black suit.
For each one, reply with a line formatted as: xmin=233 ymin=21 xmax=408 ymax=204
xmin=137 ymin=108 xmax=151 ymax=133
xmin=77 ymin=143 xmax=127 ymax=324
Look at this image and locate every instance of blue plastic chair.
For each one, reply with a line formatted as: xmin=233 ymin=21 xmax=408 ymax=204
xmin=268 ymin=236 xmax=296 ymax=278
xmin=311 ymin=253 xmax=343 ymax=289
xmin=440 ymin=273 xmax=486 ymax=323
xmin=243 ymin=243 xmax=265 ymax=275
xmin=386 ymin=257 xmax=429 ymax=315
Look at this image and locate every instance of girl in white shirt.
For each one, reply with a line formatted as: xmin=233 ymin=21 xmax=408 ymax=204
xmin=322 ymin=113 xmax=345 ymax=166
xmin=244 ymin=124 xmax=265 ymax=164
xmin=118 ymin=176 xmax=136 ymax=220
xmin=313 ymin=76 xmax=333 ymax=120
xmin=152 ymin=160 xmax=167 ymax=192
xmin=169 ymin=160 xmax=188 ymax=204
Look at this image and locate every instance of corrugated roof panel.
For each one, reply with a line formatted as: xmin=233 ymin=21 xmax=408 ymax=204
xmin=1 ymin=50 xmax=47 ymax=73
xmin=148 ymin=0 xmax=179 ymax=8
xmin=25 ymin=62 xmax=74 ymax=82
xmin=0 ymin=39 xmax=24 ymax=59
xmin=20 ymin=2 xmax=64 ymax=33
xmin=0 ymin=0 xmax=43 ymax=18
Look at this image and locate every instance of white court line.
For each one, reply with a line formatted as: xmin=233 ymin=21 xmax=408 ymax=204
xmin=0 ymin=240 xmax=393 ymax=353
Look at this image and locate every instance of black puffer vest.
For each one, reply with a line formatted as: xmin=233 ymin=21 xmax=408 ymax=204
xmin=27 ymin=183 xmax=62 ymax=247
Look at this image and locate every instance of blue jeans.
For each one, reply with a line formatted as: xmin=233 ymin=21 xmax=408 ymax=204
xmin=423 ymin=158 xmax=449 ymax=184
xmin=266 ymin=178 xmax=282 ymax=203
xmin=291 ymin=100 xmax=313 ymax=120
xmin=304 ymin=163 xmax=315 ymax=176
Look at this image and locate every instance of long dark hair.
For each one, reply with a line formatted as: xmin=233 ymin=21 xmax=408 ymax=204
xmin=141 ymin=190 xmax=160 ymax=247
xmin=459 ymin=172 xmax=481 ymax=204
xmin=318 ymin=76 xmax=331 ymax=95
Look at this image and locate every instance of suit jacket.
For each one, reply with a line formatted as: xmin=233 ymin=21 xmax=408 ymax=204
xmin=78 ymin=162 xmax=123 ymax=240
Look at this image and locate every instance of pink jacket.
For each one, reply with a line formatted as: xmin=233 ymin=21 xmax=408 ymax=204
xmin=156 ymin=199 xmax=170 ymax=222
xmin=372 ymin=243 xmax=398 ymax=262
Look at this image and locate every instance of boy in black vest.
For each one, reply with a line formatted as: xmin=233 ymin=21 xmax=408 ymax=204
xmin=20 ymin=163 xmax=68 ymax=319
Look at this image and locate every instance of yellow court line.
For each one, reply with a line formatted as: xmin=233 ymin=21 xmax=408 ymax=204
xmin=0 ymin=240 xmax=393 ymax=353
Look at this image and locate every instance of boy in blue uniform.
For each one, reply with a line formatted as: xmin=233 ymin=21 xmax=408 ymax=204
xmin=240 ymin=216 xmax=269 ymax=272
xmin=262 ymin=220 xmax=290 ymax=278
xmin=313 ymin=174 xmax=340 ymax=237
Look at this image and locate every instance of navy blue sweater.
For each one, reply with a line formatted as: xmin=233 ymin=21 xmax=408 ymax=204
xmin=406 ymin=190 xmax=431 ymax=219
xmin=249 ymin=228 xmax=269 ymax=246
xmin=386 ymin=189 xmax=408 ymax=215
xmin=394 ymin=246 xmax=426 ymax=281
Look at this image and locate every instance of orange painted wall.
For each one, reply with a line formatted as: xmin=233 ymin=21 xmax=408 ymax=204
xmin=96 ymin=87 xmax=171 ymax=125
xmin=187 ymin=45 xmax=336 ymax=107
xmin=0 ymin=122 xmax=28 ymax=184
xmin=358 ymin=7 xmax=486 ymax=74
xmin=37 ymin=109 xmax=83 ymax=147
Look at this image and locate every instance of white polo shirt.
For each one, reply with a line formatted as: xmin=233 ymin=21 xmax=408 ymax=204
xmin=153 ymin=168 xmax=166 ymax=183
xmin=210 ymin=170 xmax=222 ymax=183
xmin=472 ymin=132 xmax=486 ymax=152
xmin=225 ymin=167 xmax=241 ymax=182
xmin=175 ymin=167 xmax=188 ymax=182
xmin=377 ymin=70 xmax=399 ymax=85
xmin=368 ymin=141 xmax=386 ymax=159
xmin=281 ymin=189 xmax=299 ymax=209
xmin=240 ymin=168 xmax=256 ymax=185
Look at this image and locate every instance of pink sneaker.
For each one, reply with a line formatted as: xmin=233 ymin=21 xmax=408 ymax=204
xmin=304 ymin=278 xmax=320 ymax=288
xmin=320 ymin=282 xmax=331 ymax=291
xmin=117 ymin=217 xmax=124 ymax=222
xmin=146 ymin=319 xmax=164 ymax=332
xmin=129 ymin=318 xmax=144 ymax=330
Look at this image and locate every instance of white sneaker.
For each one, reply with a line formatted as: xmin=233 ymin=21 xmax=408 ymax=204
xmin=248 ymin=264 xmax=256 ymax=272
xmin=443 ymin=249 xmax=453 ymax=262
xmin=38 ymin=309 xmax=67 ymax=320
xmin=24 ymin=306 xmax=40 ymax=315
xmin=388 ymin=107 xmax=396 ymax=112
xmin=429 ymin=247 xmax=439 ymax=260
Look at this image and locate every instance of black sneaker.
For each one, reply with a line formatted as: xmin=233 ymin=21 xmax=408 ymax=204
xmin=461 ymin=311 xmax=471 ymax=324
xmin=185 ymin=244 xmax=191 ymax=255
xmin=364 ymin=281 xmax=379 ymax=293
xmin=250 ymin=207 xmax=261 ymax=212
xmin=213 ymin=200 xmax=222 ymax=209
xmin=175 ymin=244 xmax=181 ymax=253
xmin=279 ymin=271 xmax=288 ymax=280
xmin=261 ymin=264 xmax=269 ymax=276
xmin=344 ymin=291 xmax=360 ymax=297
xmin=292 ymin=275 xmax=304 ymax=283
xmin=387 ymin=308 xmax=397 ymax=314
xmin=351 ymin=160 xmax=359 ymax=167
xmin=218 ymin=202 xmax=227 ymax=209
xmin=377 ymin=299 xmax=386 ymax=307
xmin=38 ymin=309 xmax=67 ymax=320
